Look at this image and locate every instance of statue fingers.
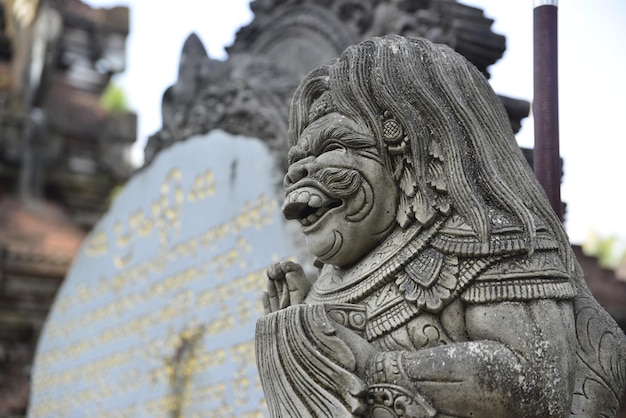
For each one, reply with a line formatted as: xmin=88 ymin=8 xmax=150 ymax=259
xmin=274 ymin=278 xmax=285 ymax=299
xmin=286 ymin=275 xmax=310 ymax=305
xmin=280 ymin=260 xmax=303 ymax=273
xmin=279 ymin=286 xmax=291 ymax=310
xmin=266 ymin=260 xmax=308 ymax=309
xmin=266 ymin=279 xmax=280 ymax=313
xmin=267 ymin=262 xmax=286 ymax=281
xmin=283 ymin=262 xmax=310 ymax=305
xmin=262 ymin=292 xmax=271 ymax=315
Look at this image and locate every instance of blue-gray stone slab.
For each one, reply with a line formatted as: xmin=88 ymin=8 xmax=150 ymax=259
xmin=30 ymin=130 xmax=291 ymax=417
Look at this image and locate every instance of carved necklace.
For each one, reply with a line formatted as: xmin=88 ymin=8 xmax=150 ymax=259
xmin=307 ymin=216 xmax=448 ymax=304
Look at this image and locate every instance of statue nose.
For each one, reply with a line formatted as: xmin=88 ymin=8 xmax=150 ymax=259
xmin=284 ymin=158 xmax=313 ymax=188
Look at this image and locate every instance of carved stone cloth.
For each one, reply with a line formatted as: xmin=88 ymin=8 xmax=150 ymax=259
xmin=306 ymin=211 xmax=576 ymax=349
xmin=255 ymin=303 xmax=367 ymax=417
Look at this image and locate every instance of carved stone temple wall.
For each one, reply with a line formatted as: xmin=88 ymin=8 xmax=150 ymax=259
xmin=145 ymin=0 xmax=530 ymax=172
xmin=0 ymin=0 xmax=135 ymax=415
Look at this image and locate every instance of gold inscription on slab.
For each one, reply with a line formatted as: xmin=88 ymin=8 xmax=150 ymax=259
xmin=34 ymin=165 xmax=282 ymax=416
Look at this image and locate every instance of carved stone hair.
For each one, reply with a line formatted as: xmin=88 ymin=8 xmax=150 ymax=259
xmin=289 ymin=36 xmax=562 ymax=255
xmin=286 ymin=38 xmax=626 ymax=416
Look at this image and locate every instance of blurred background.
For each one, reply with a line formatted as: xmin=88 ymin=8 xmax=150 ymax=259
xmin=0 ymin=0 xmax=624 ymax=415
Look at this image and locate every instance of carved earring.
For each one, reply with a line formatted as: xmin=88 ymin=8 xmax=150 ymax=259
xmin=381 ymin=111 xmax=406 ymax=155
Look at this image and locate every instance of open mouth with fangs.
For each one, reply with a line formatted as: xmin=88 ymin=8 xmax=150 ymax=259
xmin=282 ymin=186 xmax=342 ymax=227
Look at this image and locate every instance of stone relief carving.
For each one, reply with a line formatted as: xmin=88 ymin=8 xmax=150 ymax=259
xmin=231 ymin=0 xmax=506 ymax=77
xmin=144 ymin=34 xmax=294 ymax=169
xmin=255 ymin=36 xmax=626 ymax=417
xmin=146 ymin=0 xmax=529 ymax=171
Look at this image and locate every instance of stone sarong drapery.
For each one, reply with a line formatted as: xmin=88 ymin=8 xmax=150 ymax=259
xmin=255 ymin=303 xmax=367 ymax=417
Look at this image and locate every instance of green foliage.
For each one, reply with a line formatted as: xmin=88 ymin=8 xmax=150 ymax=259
xmin=583 ymin=230 xmax=626 ymax=269
xmin=100 ymin=83 xmax=129 ymax=113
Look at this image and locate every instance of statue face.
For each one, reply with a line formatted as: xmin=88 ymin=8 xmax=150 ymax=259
xmin=282 ymin=112 xmax=398 ymax=267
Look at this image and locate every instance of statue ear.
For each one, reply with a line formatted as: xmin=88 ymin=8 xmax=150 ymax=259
xmin=389 ymin=144 xmax=438 ymax=228
xmin=382 ymin=112 xmax=441 ymax=228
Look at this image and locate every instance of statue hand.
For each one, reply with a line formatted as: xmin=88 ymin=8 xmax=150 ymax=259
xmin=263 ymin=261 xmax=311 ymax=314
xmin=330 ymin=317 xmax=377 ymax=378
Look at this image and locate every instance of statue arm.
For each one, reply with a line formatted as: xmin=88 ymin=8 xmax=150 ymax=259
xmin=335 ymin=299 xmax=576 ymax=417
xmin=370 ymin=299 xmax=576 ymax=417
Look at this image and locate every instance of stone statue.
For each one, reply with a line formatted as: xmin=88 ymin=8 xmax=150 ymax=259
xmin=255 ymin=36 xmax=626 ymax=417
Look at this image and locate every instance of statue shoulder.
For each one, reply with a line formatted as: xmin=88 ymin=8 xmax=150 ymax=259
xmin=399 ymin=211 xmax=577 ymax=309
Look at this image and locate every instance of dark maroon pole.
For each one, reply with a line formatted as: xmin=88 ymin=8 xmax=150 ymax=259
xmin=533 ymin=0 xmax=562 ymax=221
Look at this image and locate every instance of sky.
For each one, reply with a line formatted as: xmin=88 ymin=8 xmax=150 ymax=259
xmin=84 ymin=0 xmax=626 ymax=246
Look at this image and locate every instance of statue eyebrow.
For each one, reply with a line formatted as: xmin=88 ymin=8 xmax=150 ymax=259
xmin=288 ymin=117 xmax=377 ymax=164
xmin=309 ymin=124 xmax=376 ymax=155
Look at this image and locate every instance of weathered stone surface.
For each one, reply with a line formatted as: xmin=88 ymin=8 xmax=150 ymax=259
xmin=30 ymin=130 xmax=293 ymax=417
xmin=256 ymin=36 xmax=626 ymax=417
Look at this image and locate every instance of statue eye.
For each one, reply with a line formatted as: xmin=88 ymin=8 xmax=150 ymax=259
xmin=322 ymin=141 xmax=346 ymax=153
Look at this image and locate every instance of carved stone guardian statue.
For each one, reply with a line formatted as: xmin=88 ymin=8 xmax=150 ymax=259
xmin=255 ymin=36 xmax=626 ymax=417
